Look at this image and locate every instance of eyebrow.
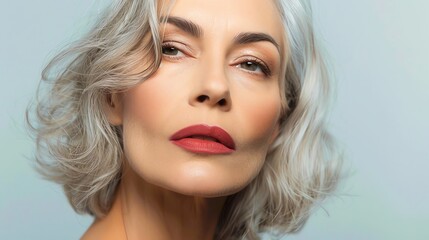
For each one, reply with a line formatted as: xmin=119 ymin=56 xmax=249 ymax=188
xmin=160 ymin=16 xmax=280 ymax=52
xmin=233 ymin=32 xmax=280 ymax=52
xmin=161 ymin=16 xmax=203 ymax=38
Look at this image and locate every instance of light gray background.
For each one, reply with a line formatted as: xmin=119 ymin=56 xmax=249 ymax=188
xmin=1 ymin=1 xmax=428 ymax=239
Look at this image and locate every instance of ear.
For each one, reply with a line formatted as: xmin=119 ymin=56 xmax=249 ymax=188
xmin=104 ymin=93 xmax=123 ymax=126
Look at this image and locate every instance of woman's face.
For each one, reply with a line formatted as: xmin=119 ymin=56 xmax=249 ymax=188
xmin=115 ymin=0 xmax=284 ymax=197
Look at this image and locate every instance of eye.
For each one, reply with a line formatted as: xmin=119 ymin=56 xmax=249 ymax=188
xmin=161 ymin=42 xmax=186 ymax=58
xmin=236 ymin=58 xmax=271 ymax=77
xmin=162 ymin=45 xmax=180 ymax=56
xmin=240 ymin=61 xmax=260 ymax=72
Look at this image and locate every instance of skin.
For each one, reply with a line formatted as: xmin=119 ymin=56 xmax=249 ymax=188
xmin=82 ymin=0 xmax=285 ymax=239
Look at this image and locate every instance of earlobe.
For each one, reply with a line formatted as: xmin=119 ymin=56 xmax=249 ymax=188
xmin=104 ymin=93 xmax=123 ymax=126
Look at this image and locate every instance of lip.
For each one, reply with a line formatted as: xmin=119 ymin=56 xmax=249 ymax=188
xmin=169 ymin=124 xmax=236 ymax=154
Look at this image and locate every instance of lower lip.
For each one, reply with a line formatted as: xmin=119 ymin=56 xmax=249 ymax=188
xmin=171 ymin=138 xmax=235 ymax=154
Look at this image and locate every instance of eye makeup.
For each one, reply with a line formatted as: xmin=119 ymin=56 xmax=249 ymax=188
xmin=160 ymin=22 xmax=280 ymax=80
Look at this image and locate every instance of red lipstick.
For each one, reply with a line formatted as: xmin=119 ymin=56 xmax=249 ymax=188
xmin=169 ymin=124 xmax=236 ymax=154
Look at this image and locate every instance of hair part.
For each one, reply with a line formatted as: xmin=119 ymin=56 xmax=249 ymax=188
xmin=28 ymin=0 xmax=342 ymax=239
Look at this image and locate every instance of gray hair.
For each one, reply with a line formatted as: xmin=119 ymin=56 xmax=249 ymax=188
xmin=28 ymin=0 xmax=342 ymax=239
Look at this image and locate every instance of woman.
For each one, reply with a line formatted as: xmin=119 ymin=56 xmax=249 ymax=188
xmin=29 ymin=0 xmax=342 ymax=239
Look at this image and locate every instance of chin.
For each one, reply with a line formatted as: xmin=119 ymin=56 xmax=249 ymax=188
xmin=160 ymin=162 xmax=259 ymax=198
xmin=166 ymin=180 xmax=247 ymax=198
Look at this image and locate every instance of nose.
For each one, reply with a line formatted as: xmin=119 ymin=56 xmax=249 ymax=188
xmin=188 ymin=63 xmax=232 ymax=111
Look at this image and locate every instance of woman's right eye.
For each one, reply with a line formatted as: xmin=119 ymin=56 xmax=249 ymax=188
xmin=162 ymin=45 xmax=179 ymax=56
xmin=161 ymin=42 xmax=186 ymax=58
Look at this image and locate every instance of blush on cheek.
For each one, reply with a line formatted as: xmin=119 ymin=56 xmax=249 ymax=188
xmin=239 ymin=96 xmax=281 ymax=146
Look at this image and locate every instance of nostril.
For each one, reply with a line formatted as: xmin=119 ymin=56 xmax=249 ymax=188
xmin=218 ymin=99 xmax=227 ymax=106
xmin=197 ymin=95 xmax=209 ymax=102
xmin=195 ymin=95 xmax=228 ymax=107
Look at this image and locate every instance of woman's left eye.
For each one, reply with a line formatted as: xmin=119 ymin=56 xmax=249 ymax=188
xmin=237 ymin=59 xmax=271 ymax=77
xmin=240 ymin=61 xmax=260 ymax=72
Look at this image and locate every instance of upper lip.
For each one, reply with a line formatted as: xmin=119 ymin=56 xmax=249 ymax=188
xmin=169 ymin=124 xmax=236 ymax=150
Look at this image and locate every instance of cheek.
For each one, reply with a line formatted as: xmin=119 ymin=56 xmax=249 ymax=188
xmin=223 ymin=88 xmax=281 ymax=187
xmin=120 ymin=81 xmax=173 ymax=180
xmin=122 ymin=78 xmax=178 ymax=126
xmin=235 ymin=91 xmax=281 ymax=149
xmin=120 ymin=70 xmax=189 ymax=141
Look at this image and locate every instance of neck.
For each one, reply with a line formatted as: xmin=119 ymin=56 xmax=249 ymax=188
xmin=82 ymin=166 xmax=226 ymax=240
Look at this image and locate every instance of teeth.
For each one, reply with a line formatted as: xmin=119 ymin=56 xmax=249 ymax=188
xmin=190 ymin=135 xmax=219 ymax=142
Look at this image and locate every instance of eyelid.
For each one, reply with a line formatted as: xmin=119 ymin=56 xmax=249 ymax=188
xmin=163 ymin=37 xmax=196 ymax=53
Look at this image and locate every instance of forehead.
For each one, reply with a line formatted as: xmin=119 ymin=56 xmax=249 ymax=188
xmin=166 ymin=0 xmax=284 ymax=45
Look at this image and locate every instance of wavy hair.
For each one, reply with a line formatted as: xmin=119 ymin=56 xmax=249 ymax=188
xmin=28 ymin=0 xmax=342 ymax=239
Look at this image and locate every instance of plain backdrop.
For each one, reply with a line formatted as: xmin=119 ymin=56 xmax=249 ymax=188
xmin=1 ymin=1 xmax=428 ymax=239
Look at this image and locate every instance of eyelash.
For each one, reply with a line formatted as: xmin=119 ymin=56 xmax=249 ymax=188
xmin=161 ymin=41 xmax=272 ymax=77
